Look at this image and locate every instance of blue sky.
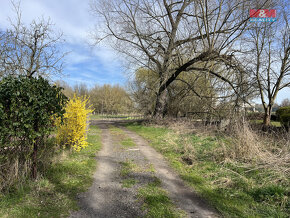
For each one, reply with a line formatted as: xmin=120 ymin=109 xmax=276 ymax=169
xmin=0 ymin=0 xmax=126 ymax=88
xmin=0 ymin=0 xmax=289 ymax=103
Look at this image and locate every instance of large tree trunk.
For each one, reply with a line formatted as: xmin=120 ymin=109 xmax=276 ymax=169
xmin=153 ymin=89 xmax=168 ymax=118
xmin=263 ymin=106 xmax=272 ymax=127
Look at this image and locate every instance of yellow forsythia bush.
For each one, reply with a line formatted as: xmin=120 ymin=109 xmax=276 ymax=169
xmin=55 ymin=95 xmax=93 ymax=151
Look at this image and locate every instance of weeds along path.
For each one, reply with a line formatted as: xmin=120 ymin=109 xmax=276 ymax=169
xmin=70 ymin=120 xmax=219 ymax=218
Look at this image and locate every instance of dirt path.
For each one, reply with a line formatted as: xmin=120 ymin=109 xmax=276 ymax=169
xmin=121 ymin=127 xmax=219 ymax=218
xmin=70 ymin=121 xmax=219 ymax=218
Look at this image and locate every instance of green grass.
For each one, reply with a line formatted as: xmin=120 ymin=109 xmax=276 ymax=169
xmin=251 ymin=119 xmax=282 ymax=127
xmin=120 ymin=160 xmax=138 ymax=177
xmin=126 ymin=123 xmax=289 ymax=218
xmin=109 ymin=125 xmax=124 ymax=135
xmin=90 ymin=114 xmax=144 ymax=120
xmin=90 ymin=114 xmax=102 ymax=119
xmin=138 ymin=178 xmax=185 ymax=218
xmin=120 ymin=160 xmax=138 ymax=188
xmin=119 ymin=159 xmax=185 ymax=217
xmin=121 ymin=138 xmax=136 ymax=147
xmin=0 ymin=125 xmax=102 ymax=218
xmin=122 ymin=178 xmax=138 ymax=188
xmin=109 ymin=126 xmax=136 ymax=148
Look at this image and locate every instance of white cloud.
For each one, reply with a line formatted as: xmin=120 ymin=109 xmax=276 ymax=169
xmin=0 ymin=0 xmax=126 ymax=89
xmin=66 ymin=51 xmax=92 ymax=65
xmin=0 ymin=0 xmax=95 ymax=41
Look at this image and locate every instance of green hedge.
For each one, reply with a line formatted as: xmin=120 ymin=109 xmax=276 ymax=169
xmin=0 ymin=75 xmax=67 ymax=180
xmin=276 ymin=106 xmax=290 ymax=130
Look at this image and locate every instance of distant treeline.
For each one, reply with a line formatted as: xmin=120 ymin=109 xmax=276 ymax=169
xmin=56 ymin=81 xmax=134 ymax=114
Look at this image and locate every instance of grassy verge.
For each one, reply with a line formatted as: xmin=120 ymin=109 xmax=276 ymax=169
xmin=251 ymin=119 xmax=281 ymax=127
xmin=0 ymin=125 xmax=101 ymax=217
xmin=90 ymin=114 xmax=144 ymax=120
xmin=126 ymin=123 xmax=289 ymax=217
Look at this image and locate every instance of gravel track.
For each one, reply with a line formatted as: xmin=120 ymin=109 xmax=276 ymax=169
xmin=70 ymin=120 xmax=219 ymax=218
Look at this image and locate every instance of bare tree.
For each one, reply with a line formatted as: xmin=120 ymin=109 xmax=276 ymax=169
xmin=0 ymin=2 xmax=66 ymax=78
xmin=242 ymin=1 xmax=290 ymax=126
xmin=129 ymin=68 xmax=158 ymax=115
xmin=55 ymin=80 xmax=75 ymax=99
xmin=130 ymin=66 xmax=225 ymax=118
xmin=74 ymin=83 xmax=89 ymax=97
xmin=91 ymin=0 xmax=266 ymax=118
xmin=0 ymin=30 xmax=6 ymax=77
xmin=281 ymin=98 xmax=290 ymax=107
xmin=90 ymin=84 xmax=133 ymax=114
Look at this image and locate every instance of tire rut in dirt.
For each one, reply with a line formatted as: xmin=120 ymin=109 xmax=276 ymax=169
xmin=70 ymin=123 xmax=144 ymax=218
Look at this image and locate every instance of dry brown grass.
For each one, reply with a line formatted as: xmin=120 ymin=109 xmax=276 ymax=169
xmin=146 ymin=118 xmax=290 ymax=178
xmin=0 ymin=154 xmax=31 ymax=192
xmin=222 ymin=122 xmax=290 ymax=176
xmin=0 ymin=138 xmax=58 ymax=192
xmin=129 ymin=119 xmax=289 ymax=216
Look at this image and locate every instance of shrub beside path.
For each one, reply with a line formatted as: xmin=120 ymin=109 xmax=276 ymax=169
xmin=70 ymin=120 xmax=219 ymax=218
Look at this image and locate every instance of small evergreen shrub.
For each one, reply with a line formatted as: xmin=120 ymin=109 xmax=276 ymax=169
xmin=0 ymin=75 xmax=67 ymax=183
xmin=276 ymin=106 xmax=290 ymax=130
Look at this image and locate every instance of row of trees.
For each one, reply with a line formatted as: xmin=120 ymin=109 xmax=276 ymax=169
xmin=56 ymin=81 xmax=134 ymax=114
xmin=254 ymin=98 xmax=290 ymax=113
xmin=91 ymin=0 xmax=289 ymax=126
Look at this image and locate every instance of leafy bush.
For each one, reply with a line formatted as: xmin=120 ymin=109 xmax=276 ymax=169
xmin=55 ymin=95 xmax=93 ymax=151
xmin=0 ymin=75 xmax=67 ymax=182
xmin=276 ymin=106 xmax=290 ymax=130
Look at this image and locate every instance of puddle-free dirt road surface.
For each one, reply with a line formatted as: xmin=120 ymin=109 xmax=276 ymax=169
xmin=70 ymin=120 xmax=219 ymax=218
